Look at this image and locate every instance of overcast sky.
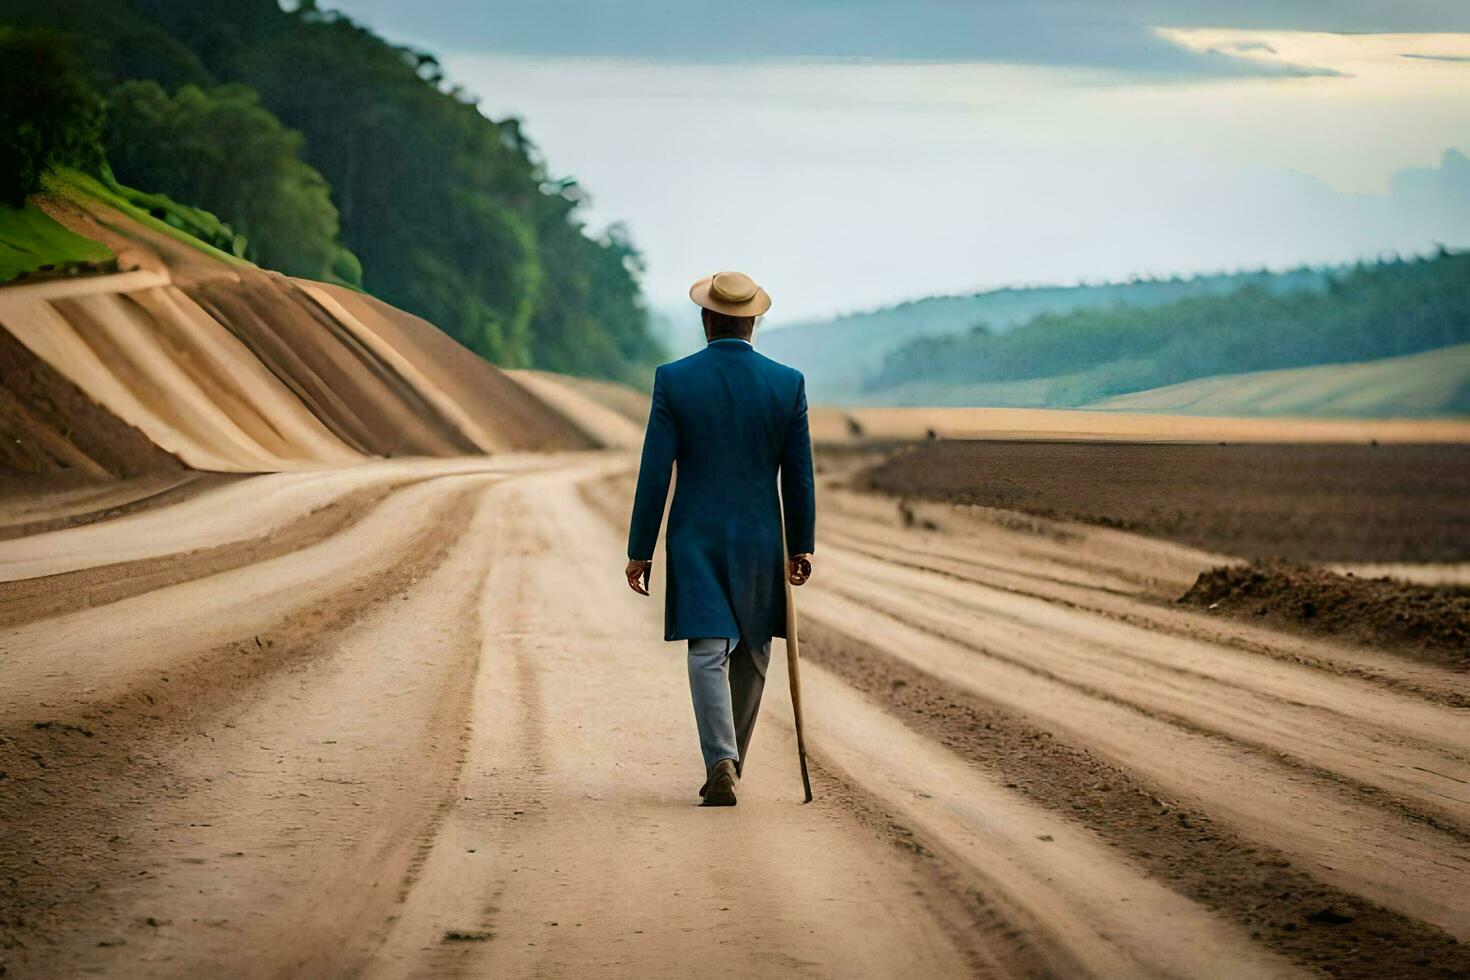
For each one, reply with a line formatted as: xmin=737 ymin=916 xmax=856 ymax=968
xmin=329 ymin=1 xmax=1470 ymax=323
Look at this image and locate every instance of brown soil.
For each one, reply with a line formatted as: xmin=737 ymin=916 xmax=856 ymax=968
xmin=0 ymin=482 xmax=394 ymax=628
xmin=6 ymin=192 xmax=602 ymax=477
xmin=800 ymin=620 xmax=1470 ymax=979
xmin=308 ymin=284 xmax=600 ymax=453
xmin=527 ymin=371 xmax=651 ymax=425
xmin=809 ymin=405 xmax=1470 ymax=446
xmin=0 ymin=485 xmax=483 ymax=968
xmin=3 ymin=461 xmax=989 ymax=979
xmin=4 ymin=257 xmax=120 ymax=285
xmin=1182 ymin=562 xmax=1470 ymax=670
xmin=858 ymin=440 xmax=1470 ymax=563
xmin=797 ymin=757 xmax=1052 ymax=979
xmin=0 ymin=326 xmax=182 ymax=479
xmin=182 ymin=271 xmax=480 ymax=458
xmin=0 ymin=471 xmax=232 ymax=541
xmin=5 ymin=455 xmax=1467 ymax=977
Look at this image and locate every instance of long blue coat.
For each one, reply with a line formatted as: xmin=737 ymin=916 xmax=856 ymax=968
xmin=627 ymin=338 xmax=816 ymax=648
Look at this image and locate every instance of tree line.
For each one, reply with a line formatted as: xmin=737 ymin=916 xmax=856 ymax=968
xmin=0 ymin=0 xmax=664 ymax=385
xmin=865 ymin=249 xmax=1470 ymax=401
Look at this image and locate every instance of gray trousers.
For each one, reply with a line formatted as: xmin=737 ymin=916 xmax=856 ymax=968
xmin=688 ymin=637 xmax=771 ymax=776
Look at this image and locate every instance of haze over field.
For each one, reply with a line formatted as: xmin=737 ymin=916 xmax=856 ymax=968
xmin=334 ymin=0 xmax=1470 ymax=322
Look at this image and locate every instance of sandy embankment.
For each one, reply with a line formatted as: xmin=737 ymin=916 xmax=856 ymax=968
xmin=0 ymin=188 xmax=602 ymax=478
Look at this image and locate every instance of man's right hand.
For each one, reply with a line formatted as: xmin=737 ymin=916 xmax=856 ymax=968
xmin=625 ymin=559 xmax=652 ymax=596
xmin=788 ymin=553 xmax=813 ymax=587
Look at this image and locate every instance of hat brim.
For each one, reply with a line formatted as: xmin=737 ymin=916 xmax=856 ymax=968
xmin=689 ymin=276 xmax=771 ymax=317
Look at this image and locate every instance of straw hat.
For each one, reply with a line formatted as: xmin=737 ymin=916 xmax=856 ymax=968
xmin=689 ymin=271 xmax=771 ymax=317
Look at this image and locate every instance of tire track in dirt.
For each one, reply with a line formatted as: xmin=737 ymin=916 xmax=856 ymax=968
xmin=801 ymin=583 xmax=1470 ymax=941
xmin=123 ymin=483 xmax=503 ymax=977
xmin=0 ymin=474 xmax=501 ymax=718
xmin=0 ymin=482 xmax=399 ymax=628
xmin=364 ymin=485 xmax=553 ymax=978
xmin=822 ymin=571 xmax=1470 ymax=839
xmin=8 ymin=454 xmax=1462 ymax=977
xmin=799 ymin=619 xmax=1470 ymax=979
xmin=822 ymin=534 xmax=1470 ymax=813
xmin=581 ymin=463 xmax=1285 ymax=977
xmin=826 ymin=523 xmax=1149 ymax=600
xmin=793 ymin=755 xmax=1055 ymax=979
xmin=827 ymin=521 xmax=1467 ymax=708
xmin=0 ymin=480 xmax=484 ymax=975
xmin=367 ymin=463 xmax=1002 ymax=980
xmin=0 ymin=472 xmax=233 ymax=542
xmin=0 ymin=465 xmax=436 ymax=582
xmin=586 ymin=462 xmax=1470 ymax=961
xmin=794 ymin=658 xmax=1302 ymax=977
xmin=573 ymin=465 xmax=1042 ymax=977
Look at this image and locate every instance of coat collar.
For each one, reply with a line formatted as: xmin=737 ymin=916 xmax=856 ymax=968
xmin=706 ymin=337 xmax=753 ymax=351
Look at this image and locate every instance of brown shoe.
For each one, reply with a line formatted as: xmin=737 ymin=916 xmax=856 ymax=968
xmin=700 ymin=759 xmax=738 ymax=807
xmin=700 ymin=759 xmax=744 ymax=797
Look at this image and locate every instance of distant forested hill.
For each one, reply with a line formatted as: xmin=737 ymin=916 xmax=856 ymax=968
xmin=859 ymin=250 xmax=1469 ymax=411
xmin=759 ymin=267 xmax=1329 ymax=401
xmin=0 ymin=0 xmax=663 ymax=385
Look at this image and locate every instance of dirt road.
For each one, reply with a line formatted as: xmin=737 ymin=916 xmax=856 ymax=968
xmin=3 ymin=454 xmax=1467 ymax=978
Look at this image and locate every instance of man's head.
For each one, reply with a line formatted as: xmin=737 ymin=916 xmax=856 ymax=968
xmin=689 ymin=271 xmax=770 ymax=343
xmin=702 ymin=307 xmax=756 ymax=342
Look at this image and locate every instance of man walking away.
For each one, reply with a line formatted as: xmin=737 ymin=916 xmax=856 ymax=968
xmin=624 ymin=270 xmax=816 ymax=807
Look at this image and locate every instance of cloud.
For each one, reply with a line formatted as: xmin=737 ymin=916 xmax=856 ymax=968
xmin=1121 ymin=1 xmax=1470 ymax=32
xmin=328 ymin=0 xmax=1348 ymax=77
xmin=442 ymin=33 xmax=1470 ymax=317
xmin=1402 ymin=53 xmax=1470 ymax=63
xmin=1220 ymin=41 xmax=1276 ymax=54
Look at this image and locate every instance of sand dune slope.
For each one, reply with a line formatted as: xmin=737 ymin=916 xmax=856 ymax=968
xmin=307 ymin=284 xmax=594 ymax=453
xmin=0 ymin=191 xmax=598 ymax=474
xmin=507 ymin=369 xmax=646 ymax=448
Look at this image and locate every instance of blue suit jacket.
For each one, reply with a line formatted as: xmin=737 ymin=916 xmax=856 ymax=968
xmin=627 ymin=338 xmax=816 ymax=647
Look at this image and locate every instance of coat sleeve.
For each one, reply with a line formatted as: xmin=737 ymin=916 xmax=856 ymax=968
xmin=627 ymin=367 xmax=677 ymax=561
xmin=780 ymin=374 xmax=816 ymax=556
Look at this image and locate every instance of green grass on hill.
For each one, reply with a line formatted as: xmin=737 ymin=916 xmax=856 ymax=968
xmin=0 ymin=166 xmax=257 ymax=285
xmin=0 ymin=201 xmax=115 ymax=284
xmin=45 ymin=167 xmax=252 ymax=268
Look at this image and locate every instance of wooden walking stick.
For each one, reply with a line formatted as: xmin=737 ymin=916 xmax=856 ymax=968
xmin=783 ymin=543 xmax=815 ymax=803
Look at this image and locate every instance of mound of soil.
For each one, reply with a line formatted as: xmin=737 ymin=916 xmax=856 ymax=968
xmin=858 ymin=440 xmax=1470 ymax=563
xmin=1181 ymin=562 xmax=1469 ymax=669
xmin=8 ymin=190 xmax=601 ymax=475
xmin=0 ymin=327 xmax=181 ymax=479
xmin=310 ymin=284 xmax=599 ymax=453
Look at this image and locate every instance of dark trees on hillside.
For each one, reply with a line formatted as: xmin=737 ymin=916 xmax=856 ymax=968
xmin=0 ymin=30 xmax=104 ymax=205
xmin=1 ymin=0 xmax=664 ymax=383
xmin=132 ymin=0 xmax=662 ymax=382
xmin=105 ymin=81 xmax=359 ymax=284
